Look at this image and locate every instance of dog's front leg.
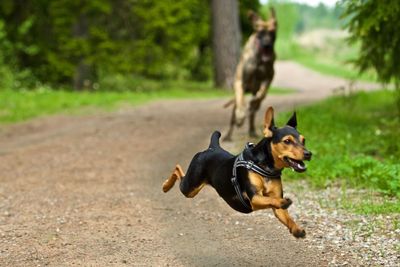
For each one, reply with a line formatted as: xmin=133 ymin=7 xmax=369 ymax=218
xmin=265 ymin=179 xmax=305 ymax=238
xmin=250 ymin=195 xmax=292 ymax=210
xmin=273 ymin=208 xmax=305 ymax=238
xmin=250 ymin=80 xmax=270 ymax=105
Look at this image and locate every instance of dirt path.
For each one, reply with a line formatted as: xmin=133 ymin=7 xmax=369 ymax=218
xmin=0 ymin=61 xmax=381 ymax=266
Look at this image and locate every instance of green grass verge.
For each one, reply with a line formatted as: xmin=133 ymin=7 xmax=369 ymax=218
xmin=343 ymin=200 xmax=400 ymax=215
xmin=276 ymin=39 xmax=377 ymax=82
xmin=0 ymin=83 xmax=293 ymax=124
xmin=280 ymin=90 xmax=399 ymax=194
xmin=276 ymin=90 xmax=399 ymax=213
xmin=290 ymin=51 xmax=377 ymax=82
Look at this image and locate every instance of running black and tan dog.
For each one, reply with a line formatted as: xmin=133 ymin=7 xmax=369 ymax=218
xmin=224 ymin=8 xmax=277 ymax=141
xmin=162 ymin=107 xmax=312 ymax=238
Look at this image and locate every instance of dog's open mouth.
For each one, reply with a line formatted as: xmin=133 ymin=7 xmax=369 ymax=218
xmin=260 ymin=47 xmax=273 ymax=62
xmin=284 ymin=157 xmax=306 ymax=172
xmin=261 ymin=51 xmax=272 ymax=62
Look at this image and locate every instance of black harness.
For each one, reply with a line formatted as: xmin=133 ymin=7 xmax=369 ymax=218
xmin=231 ymin=143 xmax=281 ymax=210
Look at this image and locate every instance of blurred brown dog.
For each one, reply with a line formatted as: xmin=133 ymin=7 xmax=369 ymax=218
xmin=224 ymin=8 xmax=277 ymax=141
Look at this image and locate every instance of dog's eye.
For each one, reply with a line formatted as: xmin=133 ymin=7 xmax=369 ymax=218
xmin=302 ymin=139 xmax=306 ymax=145
xmin=283 ymin=139 xmax=291 ymax=145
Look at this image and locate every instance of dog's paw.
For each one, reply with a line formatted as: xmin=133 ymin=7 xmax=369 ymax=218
xmin=291 ymin=227 xmax=306 ymax=238
xmin=280 ymin=198 xmax=292 ymax=209
xmin=162 ymin=180 xmax=172 ymax=192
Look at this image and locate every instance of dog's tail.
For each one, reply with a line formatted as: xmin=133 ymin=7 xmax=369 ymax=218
xmin=209 ymin=131 xmax=221 ymax=149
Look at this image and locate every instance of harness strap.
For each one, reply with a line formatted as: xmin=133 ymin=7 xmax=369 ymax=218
xmin=235 ymin=153 xmax=281 ymax=179
xmin=231 ymin=156 xmax=252 ymax=210
xmin=231 ymin=143 xmax=282 ymax=210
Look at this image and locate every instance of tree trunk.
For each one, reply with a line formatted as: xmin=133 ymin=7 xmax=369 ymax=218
xmin=211 ymin=0 xmax=241 ymax=89
xmin=72 ymin=13 xmax=93 ymax=91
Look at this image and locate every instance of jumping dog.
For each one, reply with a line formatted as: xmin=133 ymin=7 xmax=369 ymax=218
xmin=163 ymin=107 xmax=312 ymax=238
xmin=224 ymin=8 xmax=277 ymax=141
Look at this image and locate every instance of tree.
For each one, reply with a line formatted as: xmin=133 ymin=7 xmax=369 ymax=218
xmin=211 ymin=0 xmax=241 ymax=89
xmin=0 ymin=0 xmax=259 ymax=89
xmin=341 ymin=0 xmax=400 ymax=116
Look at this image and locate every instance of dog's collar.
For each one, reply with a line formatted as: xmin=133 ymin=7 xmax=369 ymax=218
xmin=231 ymin=143 xmax=282 ymax=210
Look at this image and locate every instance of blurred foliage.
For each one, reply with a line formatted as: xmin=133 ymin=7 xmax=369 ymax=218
xmin=295 ymin=3 xmax=344 ymax=33
xmin=262 ymin=2 xmax=347 ymax=65
xmin=260 ymin=1 xmax=378 ymax=82
xmin=0 ymin=0 xmax=259 ymax=89
xmin=340 ymin=0 xmax=400 ymax=115
xmin=263 ymin=1 xmax=343 ymax=38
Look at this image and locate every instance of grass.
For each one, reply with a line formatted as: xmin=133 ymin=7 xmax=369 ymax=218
xmin=0 ymin=81 xmax=294 ymax=124
xmin=275 ymin=90 xmax=400 ymax=214
xmin=344 ymin=200 xmax=400 ymax=215
xmin=276 ymin=37 xmax=377 ymax=82
xmin=279 ymin=90 xmax=400 ymax=193
xmin=290 ymin=49 xmax=376 ymax=82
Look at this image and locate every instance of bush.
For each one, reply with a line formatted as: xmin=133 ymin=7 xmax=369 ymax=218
xmin=0 ymin=20 xmax=15 ymax=90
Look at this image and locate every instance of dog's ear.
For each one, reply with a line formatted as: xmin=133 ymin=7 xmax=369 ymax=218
xmin=263 ymin=106 xmax=275 ymax=137
xmin=286 ymin=111 xmax=297 ymax=128
xmin=269 ymin=7 xmax=276 ymax=19
xmin=247 ymin=10 xmax=260 ymax=29
xmin=267 ymin=7 xmax=277 ymax=31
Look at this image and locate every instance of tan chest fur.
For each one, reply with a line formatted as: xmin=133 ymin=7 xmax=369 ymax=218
xmin=248 ymin=171 xmax=282 ymax=198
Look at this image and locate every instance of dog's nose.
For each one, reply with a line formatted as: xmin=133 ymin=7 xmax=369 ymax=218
xmin=303 ymin=150 xmax=312 ymax=160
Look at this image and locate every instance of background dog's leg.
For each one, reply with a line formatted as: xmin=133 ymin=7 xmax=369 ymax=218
xmin=273 ymin=208 xmax=306 ymax=238
xmin=249 ymin=98 xmax=262 ymax=137
xmin=223 ymin=105 xmax=236 ymax=141
xmin=248 ymin=80 xmax=271 ymax=137
xmin=162 ymin=164 xmax=185 ymax=192
xmin=234 ymin=71 xmax=246 ymax=125
xmin=248 ymin=104 xmax=258 ymax=138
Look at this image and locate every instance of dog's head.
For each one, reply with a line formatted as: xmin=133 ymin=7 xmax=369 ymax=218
xmin=248 ymin=8 xmax=277 ymax=62
xmin=263 ymin=107 xmax=312 ymax=172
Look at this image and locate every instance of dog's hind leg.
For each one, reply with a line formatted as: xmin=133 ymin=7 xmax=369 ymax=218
xmin=178 ymin=154 xmax=207 ymax=198
xmin=162 ymin=164 xmax=185 ymax=193
xmin=163 ymin=154 xmax=207 ymax=198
